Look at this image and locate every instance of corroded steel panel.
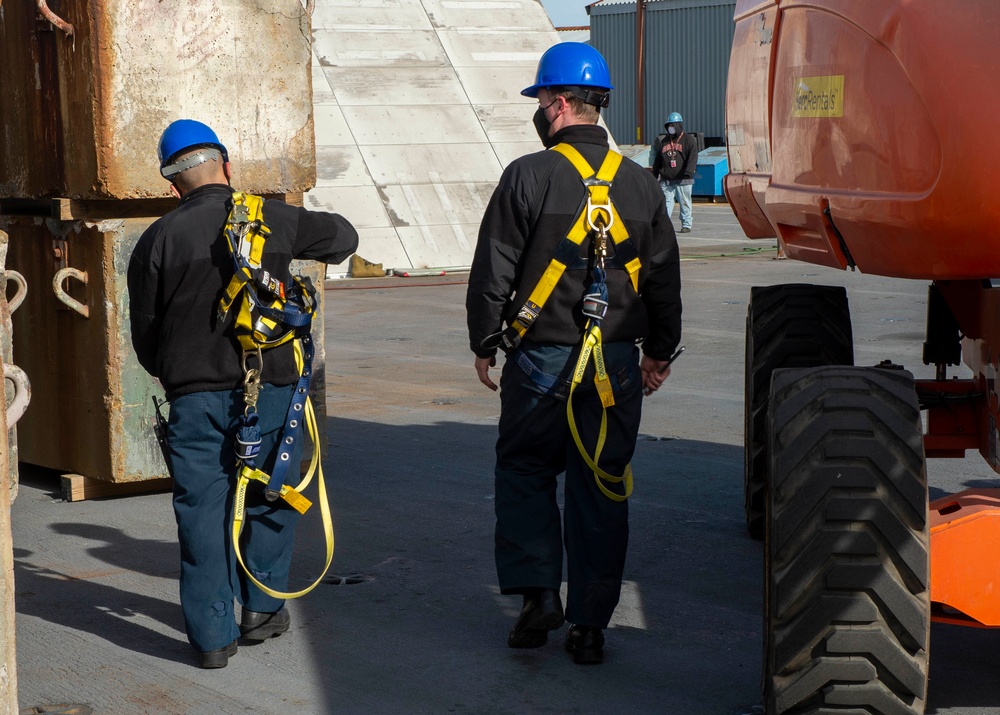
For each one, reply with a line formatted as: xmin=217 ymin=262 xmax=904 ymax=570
xmin=0 ymin=0 xmax=315 ymax=199
xmin=3 ymin=218 xmax=152 ymax=481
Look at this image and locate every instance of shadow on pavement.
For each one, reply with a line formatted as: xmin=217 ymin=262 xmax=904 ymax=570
xmin=285 ymin=416 xmax=761 ymax=714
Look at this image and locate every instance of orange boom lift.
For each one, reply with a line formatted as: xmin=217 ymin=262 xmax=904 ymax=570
xmin=726 ymin=1 xmax=1000 ymax=713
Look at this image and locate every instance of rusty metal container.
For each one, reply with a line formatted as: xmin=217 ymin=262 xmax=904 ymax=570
xmin=0 ymin=0 xmax=315 ymax=199
xmin=0 ymin=1 xmax=325 ymax=494
xmin=3 ymin=217 xmax=165 ymax=484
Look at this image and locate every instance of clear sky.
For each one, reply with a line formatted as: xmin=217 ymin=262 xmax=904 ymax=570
xmin=539 ymin=0 xmax=593 ymax=27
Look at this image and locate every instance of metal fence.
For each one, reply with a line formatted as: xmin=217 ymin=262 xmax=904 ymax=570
xmin=590 ymin=0 xmax=736 ymax=144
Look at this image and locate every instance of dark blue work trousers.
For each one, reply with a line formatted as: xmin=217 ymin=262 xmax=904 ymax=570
xmin=494 ymin=341 xmax=643 ymax=629
xmin=167 ymin=384 xmax=303 ymax=653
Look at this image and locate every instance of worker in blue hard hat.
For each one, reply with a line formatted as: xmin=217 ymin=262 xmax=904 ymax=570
xmin=650 ymin=111 xmax=699 ymax=232
xmin=467 ymin=42 xmax=682 ymax=665
xmin=127 ymin=119 xmax=359 ymax=669
xmin=157 ymin=119 xmax=230 ymax=188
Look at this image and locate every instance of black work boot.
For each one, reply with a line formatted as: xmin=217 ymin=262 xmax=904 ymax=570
xmin=507 ymin=589 xmax=565 ymax=648
xmin=240 ymin=608 xmax=291 ymax=642
xmin=200 ymin=639 xmax=238 ymax=669
xmin=565 ymin=625 xmax=605 ymax=664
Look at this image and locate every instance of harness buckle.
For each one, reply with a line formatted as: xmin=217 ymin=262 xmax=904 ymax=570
xmin=581 ymin=292 xmax=608 ymax=320
xmin=500 ymin=329 xmax=522 ymax=352
xmin=232 ymin=203 xmax=250 ymax=224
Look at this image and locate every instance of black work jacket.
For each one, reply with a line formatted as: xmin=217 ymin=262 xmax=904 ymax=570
xmin=128 ymin=184 xmax=358 ymax=399
xmin=466 ymin=124 xmax=682 ymax=360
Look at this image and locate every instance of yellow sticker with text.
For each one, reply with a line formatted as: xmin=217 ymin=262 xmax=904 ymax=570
xmin=792 ymin=75 xmax=844 ymax=118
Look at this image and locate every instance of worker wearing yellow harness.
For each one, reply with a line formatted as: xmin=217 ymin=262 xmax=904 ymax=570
xmin=127 ymin=120 xmax=358 ymax=669
xmin=466 ymin=43 xmax=682 ymax=665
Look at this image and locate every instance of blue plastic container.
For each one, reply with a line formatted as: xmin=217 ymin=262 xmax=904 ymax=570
xmin=693 ymin=147 xmax=729 ymax=198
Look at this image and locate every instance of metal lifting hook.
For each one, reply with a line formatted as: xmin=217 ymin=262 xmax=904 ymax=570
xmin=37 ymin=0 xmax=74 ymax=36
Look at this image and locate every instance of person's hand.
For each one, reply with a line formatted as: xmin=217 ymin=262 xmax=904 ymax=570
xmin=640 ymin=355 xmax=671 ymax=396
xmin=475 ymin=355 xmax=498 ymax=391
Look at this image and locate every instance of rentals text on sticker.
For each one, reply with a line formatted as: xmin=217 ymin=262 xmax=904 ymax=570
xmin=792 ymin=75 xmax=844 ymax=118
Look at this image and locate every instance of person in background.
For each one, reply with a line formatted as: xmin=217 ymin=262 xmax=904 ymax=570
xmin=650 ymin=112 xmax=699 ymax=233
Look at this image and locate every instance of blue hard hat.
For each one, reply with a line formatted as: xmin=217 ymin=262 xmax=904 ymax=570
xmin=521 ymin=42 xmax=613 ymax=98
xmin=157 ymin=119 xmax=228 ymax=169
xmin=667 ymin=112 xmax=683 ymax=123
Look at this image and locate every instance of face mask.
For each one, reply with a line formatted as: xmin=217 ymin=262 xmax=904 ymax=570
xmin=667 ymin=126 xmax=677 ymax=135
xmin=532 ymin=99 xmax=559 ymax=148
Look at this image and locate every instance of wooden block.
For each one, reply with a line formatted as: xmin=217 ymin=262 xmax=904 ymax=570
xmin=5 ymin=194 xmax=304 ymax=220
xmin=61 ymin=474 xmax=173 ymax=502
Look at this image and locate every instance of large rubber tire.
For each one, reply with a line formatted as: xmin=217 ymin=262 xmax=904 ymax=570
xmin=745 ymin=284 xmax=853 ymax=539
xmin=764 ymin=366 xmax=929 ymax=715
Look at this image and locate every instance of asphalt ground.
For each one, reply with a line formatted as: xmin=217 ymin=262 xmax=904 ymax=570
xmin=12 ymin=203 xmax=1000 ymax=714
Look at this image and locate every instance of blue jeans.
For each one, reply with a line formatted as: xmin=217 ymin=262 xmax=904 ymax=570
xmin=494 ymin=341 xmax=642 ymax=629
xmin=167 ymin=384 xmax=303 ymax=652
xmin=660 ymin=181 xmax=693 ymax=229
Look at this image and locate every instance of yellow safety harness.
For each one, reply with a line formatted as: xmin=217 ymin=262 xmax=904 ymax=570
xmin=483 ymin=144 xmax=641 ymax=501
xmin=220 ymin=192 xmax=334 ymax=599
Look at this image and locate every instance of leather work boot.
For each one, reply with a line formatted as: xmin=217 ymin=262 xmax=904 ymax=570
xmin=200 ymin=639 xmax=238 ymax=669
xmin=565 ymin=625 xmax=605 ymax=664
xmin=240 ymin=608 xmax=291 ymax=642
xmin=507 ymin=589 xmax=565 ymax=649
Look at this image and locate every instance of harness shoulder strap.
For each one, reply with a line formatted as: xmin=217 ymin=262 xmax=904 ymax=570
xmin=218 ymin=192 xmax=317 ymax=352
xmin=482 ymin=143 xmax=640 ymax=353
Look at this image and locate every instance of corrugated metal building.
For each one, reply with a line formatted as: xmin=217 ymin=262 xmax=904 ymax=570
xmin=590 ymin=0 xmax=736 ymax=144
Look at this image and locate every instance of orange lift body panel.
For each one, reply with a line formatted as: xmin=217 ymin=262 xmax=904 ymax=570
xmin=930 ymin=490 xmax=1000 ymax=627
xmin=725 ymin=0 xmax=1000 ymax=280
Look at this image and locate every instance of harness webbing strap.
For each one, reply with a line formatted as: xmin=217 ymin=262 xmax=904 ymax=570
xmin=566 ymin=327 xmax=633 ymax=502
xmin=262 ymin=332 xmax=315 ymax=501
xmin=232 ymin=341 xmax=334 ymax=599
xmin=495 ymin=144 xmax=638 ymax=350
xmin=217 ymin=191 xmax=334 ymax=599
xmin=218 ymin=192 xmax=269 ymax=323
xmin=548 ymin=145 xmax=635 ymax=503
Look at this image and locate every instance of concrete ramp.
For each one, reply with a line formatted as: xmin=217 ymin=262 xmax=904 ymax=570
xmin=305 ymin=0 xmax=560 ymax=275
